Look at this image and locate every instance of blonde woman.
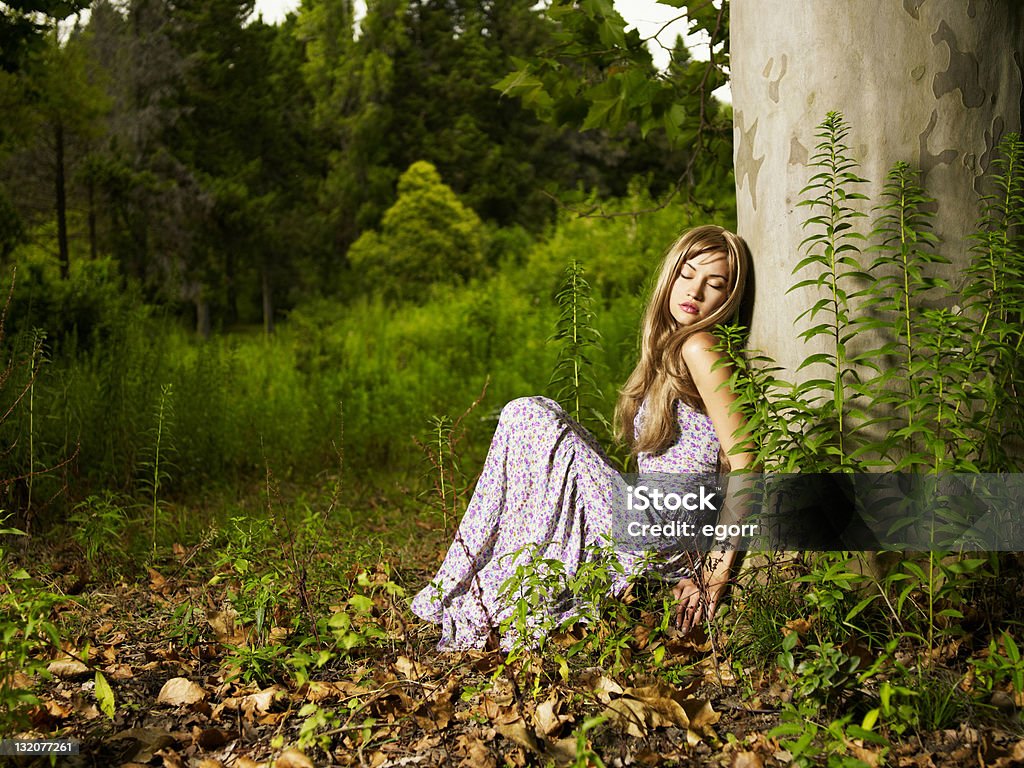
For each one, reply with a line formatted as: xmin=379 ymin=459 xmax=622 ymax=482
xmin=412 ymin=225 xmax=755 ymax=650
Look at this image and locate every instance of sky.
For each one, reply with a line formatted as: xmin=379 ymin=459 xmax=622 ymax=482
xmin=250 ymin=0 xmax=723 ymax=76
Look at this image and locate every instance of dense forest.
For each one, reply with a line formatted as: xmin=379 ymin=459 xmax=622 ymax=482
xmin=0 ymin=0 xmax=732 ymax=502
xmin=1 ymin=1 xmax=1023 ymax=766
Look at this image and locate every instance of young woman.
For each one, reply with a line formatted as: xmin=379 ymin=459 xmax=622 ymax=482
xmin=411 ymin=224 xmax=755 ymax=651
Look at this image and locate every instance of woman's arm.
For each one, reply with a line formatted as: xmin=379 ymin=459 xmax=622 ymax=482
xmin=673 ymin=330 xmax=754 ymax=634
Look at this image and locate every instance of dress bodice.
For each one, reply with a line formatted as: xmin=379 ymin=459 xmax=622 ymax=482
xmin=633 ymin=397 xmax=720 ymax=474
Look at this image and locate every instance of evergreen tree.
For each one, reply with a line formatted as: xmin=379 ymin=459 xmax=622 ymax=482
xmin=347 ymin=160 xmax=485 ymax=300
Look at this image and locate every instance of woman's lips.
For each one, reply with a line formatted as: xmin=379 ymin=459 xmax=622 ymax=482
xmin=679 ymin=303 xmax=699 ymax=314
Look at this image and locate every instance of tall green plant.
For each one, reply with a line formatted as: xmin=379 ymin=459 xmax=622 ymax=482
xmin=548 ymin=259 xmax=607 ymax=438
xmin=862 ymin=161 xmax=947 ymax=470
xmin=140 ymin=382 xmax=175 ymax=557
xmin=791 ymin=111 xmax=872 ymax=470
xmin=962 ymin=133 xmax=1024 ymax=471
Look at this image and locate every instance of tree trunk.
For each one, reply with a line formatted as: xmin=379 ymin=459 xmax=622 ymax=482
xmin=55 ymin=121 xmax=69 ymax=280
xmin=261 ymin=265 xmax=274 ymax=335
xmin=224 ymin=247 xmax=237 ymax=326
xmin=731 ymin=0 xmax=1023 ymax=376
xmin=196 ymin=296 xmax=211 ymax=339
xmin=87 ymin=173 xmax=97 ymax=261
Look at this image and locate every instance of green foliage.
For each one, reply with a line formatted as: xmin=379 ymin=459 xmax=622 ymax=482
xmin=495 ymin=0 xmax=732 ymax=192
xmin=347 ymin=161 xmax=486 ymax=301
xmin=971 ymin=629 xmax=1024 ymax=701
xmin=68 ymin=491 xmax=130 ymax=571
xmin=211 ymin=515 xmax=289 ymax=648
xmin=0 ymin=516 xmax=65 ymax=736
xmin=719 ymin=118 xmax=1024 ymax=476
xmin=548 ymin=259 xmax=607 ymax=437
xmin=961 ymin=133 xmax=1024 ymax=472
xmin=862 ymin=161 xmax=949 ymax=471
xmin=570 ymin=715 xmax=608 ymax=768
xmin=495 ymin=0 xmax=727 ymax=145
xmin=789 ymin=111 xmax=871 ymax=469
xmin=715 ymin=120 xmax=1023 ymax=767
xmin=94 ymin=670 xmax=115 ymax=720
xmin=1 ymin=192 xmax=714 ymax=514
xmin=0 ymin=1 xmax=91 ymax=73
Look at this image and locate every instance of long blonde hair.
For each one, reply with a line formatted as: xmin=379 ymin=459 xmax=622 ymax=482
xmin=613 ymin=225 xmax=751 ymax=462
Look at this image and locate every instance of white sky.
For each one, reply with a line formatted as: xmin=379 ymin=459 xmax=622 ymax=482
xmin=251 ymin=0 xmax=729 ymax=89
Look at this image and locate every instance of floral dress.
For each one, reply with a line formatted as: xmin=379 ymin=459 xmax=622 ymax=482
xmin=410 ymin=395 xmax=721 ymax=651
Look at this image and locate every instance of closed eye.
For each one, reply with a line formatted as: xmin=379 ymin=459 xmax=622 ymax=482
xmin=680 ymin=269 xmax=725 ymax=291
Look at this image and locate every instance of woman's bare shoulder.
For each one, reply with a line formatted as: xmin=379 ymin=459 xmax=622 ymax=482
xmin=681 ymin=331 xmax=730 ymax=383
xmin=680 ymin=330 xmax=724 ymax=358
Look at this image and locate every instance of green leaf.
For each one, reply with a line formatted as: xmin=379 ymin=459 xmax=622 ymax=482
xmin=348 ymin=594 xmax=375 ymax=614
xmin=95 ymin=671 xmax=115 ymax=720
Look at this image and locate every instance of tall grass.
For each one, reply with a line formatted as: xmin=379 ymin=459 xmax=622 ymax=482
xmin=0 ymin=193 xmax=716 ymax=519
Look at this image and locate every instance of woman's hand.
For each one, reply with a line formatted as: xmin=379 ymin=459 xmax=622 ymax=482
xmin=671 ymin=549 xmax=736 ymax=635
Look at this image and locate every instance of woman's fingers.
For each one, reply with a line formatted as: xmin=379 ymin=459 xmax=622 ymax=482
xmin=672 ymin=580 xmax=729 ymax=634
xmin=674 ymin=589 xmax=704 ymax=633
xmin=680 ymin=600 xmax=701 ymax=634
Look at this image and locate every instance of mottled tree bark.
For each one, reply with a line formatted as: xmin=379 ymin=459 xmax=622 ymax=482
xmin=731 ymin=0 xmax=1023 ymax=375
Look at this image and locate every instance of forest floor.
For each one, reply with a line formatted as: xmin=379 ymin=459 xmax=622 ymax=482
xmin=5 ymin=476 xmax=1024 ymax=768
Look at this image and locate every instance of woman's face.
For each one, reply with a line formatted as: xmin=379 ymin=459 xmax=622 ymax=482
xmin=668 ymin=249 xmax=730 ymax=326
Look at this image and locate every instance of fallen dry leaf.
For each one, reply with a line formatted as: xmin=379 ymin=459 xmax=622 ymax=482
xmin=196 ymin=760 xmax=224 ymax=768
xmin=275 ymin=747 xmax=315 ymax=768
xmin=546 ymin=737 xmax=577 ymax=765
xmin=782 ymin=618 xmax=812 ymax=637
xmin=213 ymin=685 xmax=286 ymax=720
xmin=414 ymin=696 xmax=453 ymax=731
xmin=103 ymin=663 xmax=134 ymax=680
xmin=47 ymin=659 xmax=90 ymax=679
xmin=989 ymin=738 xmax=1024 ymax=768
xmin=732 ymin=751 xmax=765 ymax=768
xmin=29 ymin=697 xmax=73 ymax=729
xmin=495 ymin=719 xmax=541 ymax=754
xmin=600 ymin=679 xmax=719 ymax=744
xmin=192 ymin=726 xmax=230 ymax=750
xmin=269 ymin=626 xmax=290 ymax=643
xmin=158 ymin=748 xmax=186 ymax=768
xmin=3 ymin=670 xmax=33 ymax=689
xmin=243 ymin=686 xmax=285 ymax=715
xmin=394 ymin=655 xmax=425 ymax=680
xmin=109 ymin=727 xmax=178 ymax=763
xmin=157 ymin=677 xmax=208 ymax=706
xmin=206 ymin=607 xmax=247 ymax=645
xmin=663 ymin=626 xmax=712 ymax=654
xmin=149 ymin=567 xmax=168 ymax=591
xmin=456 ymin=732 xmax=496 ymax=768
xmin=533 ymin=695 xmax=570 ymax=738
xmin=300 ymin=680 xmax=365 ymax=702
xmin=579 ymin=669 xmax=624 ymax=703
